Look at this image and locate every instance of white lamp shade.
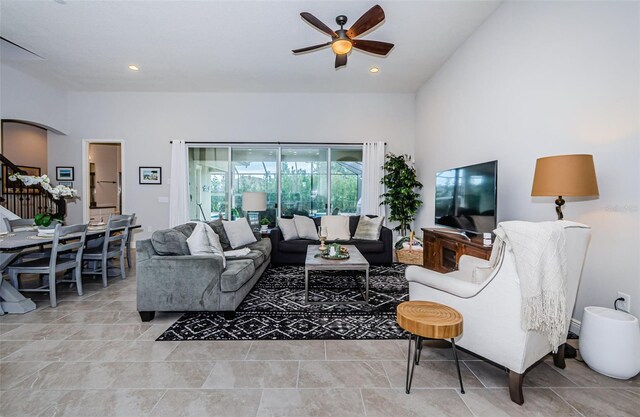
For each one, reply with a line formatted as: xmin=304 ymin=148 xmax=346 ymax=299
xmin=242 ymin=192 xmax=267 ymax=211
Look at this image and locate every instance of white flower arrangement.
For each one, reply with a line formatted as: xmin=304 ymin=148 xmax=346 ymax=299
xmin=8 ymin=173 xmax=78 ymax=200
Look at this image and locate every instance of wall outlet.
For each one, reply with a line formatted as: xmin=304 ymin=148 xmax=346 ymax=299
xmin=617 ymin=292 xmax=631 ymax=313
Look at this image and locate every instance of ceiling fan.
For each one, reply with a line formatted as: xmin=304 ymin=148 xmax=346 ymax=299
xmin=292 ymin=4 xmax=394 ymax=69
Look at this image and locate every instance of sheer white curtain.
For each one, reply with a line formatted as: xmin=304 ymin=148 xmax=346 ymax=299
xmin=169 ymin=140 xmax=189 ymax=227
xmin=361 ymin=141 xmax=386 ymax=217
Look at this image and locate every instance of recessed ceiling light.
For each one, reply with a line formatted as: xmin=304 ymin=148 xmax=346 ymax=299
xmin=128 ymin=65 xmax=140 ymax=71
xmin=369 ymin=67 xmax=380 ymax=73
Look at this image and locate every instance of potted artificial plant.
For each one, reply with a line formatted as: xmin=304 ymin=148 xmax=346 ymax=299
xmin=380 ymin=153 xmax=424 ymax=239
xmin=260 ymin=218 xmax=271 ymax=232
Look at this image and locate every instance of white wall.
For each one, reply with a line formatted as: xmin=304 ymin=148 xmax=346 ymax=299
xmin=48 ymin=92 xmax=415 ymax=241
xmin=414 ymin=1 xmax=640 ymax=321
xmin=2 ymin=122 xmax=48 ymax=171
xmin=0 ymin=63 xmax=68 ymax=134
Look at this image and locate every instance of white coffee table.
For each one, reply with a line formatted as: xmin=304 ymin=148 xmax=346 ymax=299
xmin=304 ymin=245 xmax=370 ymax=305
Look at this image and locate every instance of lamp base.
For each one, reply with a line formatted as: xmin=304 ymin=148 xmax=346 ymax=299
xmin=555 ymin=196 xmax=565 ymax=220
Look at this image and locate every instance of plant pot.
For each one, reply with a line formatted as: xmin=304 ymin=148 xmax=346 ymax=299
xmin=261 ymin=225 xmax=268 ymax=232
xmin=38 ymin=219 xmax=62 ymax=230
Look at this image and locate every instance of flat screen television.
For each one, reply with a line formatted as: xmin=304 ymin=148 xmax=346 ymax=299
xmin=435 ymin=161 xmax=497 ymax=235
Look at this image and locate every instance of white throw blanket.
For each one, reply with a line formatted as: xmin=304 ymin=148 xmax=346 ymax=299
xmin=493 ymin=221 xmax=567 ymax=352
xmin=224 ymin=248 xmax=251 ymax=258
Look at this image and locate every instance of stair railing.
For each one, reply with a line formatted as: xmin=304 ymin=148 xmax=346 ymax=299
xmin=0 ymin=153 xmax=66 ymax=219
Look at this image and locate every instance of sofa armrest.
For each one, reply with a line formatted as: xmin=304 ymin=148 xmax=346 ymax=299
xmin=405 ymin=265 xmax=484 ymax=298
xmin=137 ymin=255 xmax=225 ymax=311
xmin=136 ymin=239 xmax=160 ymax=262
xmin=380 ymin=226 xmax=393 ymax=264
xmin=458 ymin=255 xmax=491 ymax=273
xmin=269 ymin=227 xmax=283 ymax=247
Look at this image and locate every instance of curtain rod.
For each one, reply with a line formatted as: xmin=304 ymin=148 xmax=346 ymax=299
xmin=169 ymin=141 xmax=387 ymax=145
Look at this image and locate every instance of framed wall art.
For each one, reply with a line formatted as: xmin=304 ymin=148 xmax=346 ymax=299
xmin=56 ymin=166 xmax=75 ymax=181
xmin=139 ymin=167 xmax=162 ymax=185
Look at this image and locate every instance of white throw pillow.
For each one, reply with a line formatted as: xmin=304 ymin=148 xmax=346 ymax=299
xmin=278 ymin=218 xmax=299 ymax=241
xmin=186 ymin=223 xmax=226 ymax=267
xmin=321 ymin=215 xmax=351 ymax=241
xmin=293 ymin=215 xmax=318 ymax=240
xmin=222 ymin=217 xmax=257 ymax=249
xmin=353 ymin=216 xmax=384 ymax=240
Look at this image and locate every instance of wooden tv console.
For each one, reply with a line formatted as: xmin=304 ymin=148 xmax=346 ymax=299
xmin=421 ymin=228 xmax=492 ymax=273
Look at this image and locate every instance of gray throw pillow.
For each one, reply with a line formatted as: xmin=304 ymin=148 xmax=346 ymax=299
xmin=151 ymin=228 xmax=190 ymax=255
xmin=353 ymin=216 xmax=385 ymax=240
xmin=207 ymin=220 xmax=231 ymax=250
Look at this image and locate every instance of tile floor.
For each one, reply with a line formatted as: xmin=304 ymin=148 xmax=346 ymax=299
xmin=0 ymin=268 xmax=638 ymax=417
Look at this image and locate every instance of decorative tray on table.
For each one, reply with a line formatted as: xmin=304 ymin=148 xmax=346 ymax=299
xmin=317 ymin=244 xmax=350 ymax=260
xmin=321 ymin=253 xmax=350 ymax=260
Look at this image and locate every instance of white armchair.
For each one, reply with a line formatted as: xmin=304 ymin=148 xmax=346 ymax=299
xmin=405 ymin=221 xmax=591 ymax=404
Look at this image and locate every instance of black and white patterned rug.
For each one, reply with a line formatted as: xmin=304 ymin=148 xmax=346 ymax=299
xmin=157 ymin=264 xmax=409 ymax=341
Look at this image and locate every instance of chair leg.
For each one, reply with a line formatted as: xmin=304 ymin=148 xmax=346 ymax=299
xmin=9 ymin=270 xmax=19 ymax=290
xmin=48 ymin=273 xmax=57 ymax=308
xmin=101 ymin=259 xmax=108 ymax=288
xmin=120 ymin=254 xmax=126 ymax=280
xmin=126 ymin=243 xmax=131 ymax=268
xmin=75 ymin=267 xmax=84 ymax=296
xmin=508 ymin=370 xmax=525 ymax=405
xmin=553 ymin=343 xmax=566 ymax=369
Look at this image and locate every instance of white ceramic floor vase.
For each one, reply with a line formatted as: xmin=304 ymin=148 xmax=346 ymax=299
xmin=580 ymin=306 xmax=640 ymax=379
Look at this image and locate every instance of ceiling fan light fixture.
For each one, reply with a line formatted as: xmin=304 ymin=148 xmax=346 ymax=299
xmin=331 ymin=39 xmax=352 ymax=55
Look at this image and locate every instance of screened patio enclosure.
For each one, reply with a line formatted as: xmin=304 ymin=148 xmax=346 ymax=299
xmin=188 ymin=145 xmax=363 ymax=227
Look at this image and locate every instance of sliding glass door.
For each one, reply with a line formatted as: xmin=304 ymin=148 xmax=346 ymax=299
xmin=280 ymin=148 xmax=328 ymax=217
xmin=330 ymin=148 xmax=363 ymax=215
xmin=188 ymin=147 xmax=229 ymax=221
xmin=231 ymin=148 xmax=277 ymax=226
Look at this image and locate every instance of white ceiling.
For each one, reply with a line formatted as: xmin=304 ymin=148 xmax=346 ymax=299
xmin=0 ymin=0 xmax=501 ymax=93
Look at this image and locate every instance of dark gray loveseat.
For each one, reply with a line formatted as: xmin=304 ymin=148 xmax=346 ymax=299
xmin=136 ymin=221 xmax=271 ymax=321
xmin=270 ymin=215 xmax=393 ymax=266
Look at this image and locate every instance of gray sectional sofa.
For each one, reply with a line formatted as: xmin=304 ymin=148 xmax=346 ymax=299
xmin=136 ymin=221 xmax=271 ymax=321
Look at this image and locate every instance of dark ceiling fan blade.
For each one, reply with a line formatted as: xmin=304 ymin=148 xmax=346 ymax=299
xmin=300 ymin=12 xmax=337 ymax=38
xmin=292 ymin=42 xmax=332 ymax=54
xmin=352 ymin=40 xmax=394 ymax=56
xmin=335 ymin=53 xmax=347 ymax=69
xmin=346 ymin=5 xmax=385 ymax=39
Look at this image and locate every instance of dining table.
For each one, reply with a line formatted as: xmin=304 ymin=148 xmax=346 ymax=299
xmin=0 ymin=224 xmax=141 ymax=314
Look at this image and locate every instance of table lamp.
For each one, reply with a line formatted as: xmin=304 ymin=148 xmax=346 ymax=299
xmin=242 ymin=192 xmax=267 ymax=230
xmin=531 ymin=154 xmax=599 ymax=220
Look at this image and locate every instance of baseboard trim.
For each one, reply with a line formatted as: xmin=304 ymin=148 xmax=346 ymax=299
xmin=569 ymin=318 xmax=581 ymax=336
